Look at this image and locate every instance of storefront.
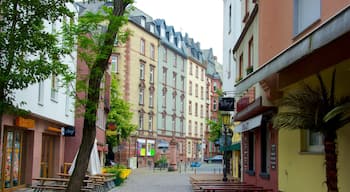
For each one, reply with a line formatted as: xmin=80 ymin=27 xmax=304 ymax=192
xmin=1 ymin=115 xmax=65 ymax=191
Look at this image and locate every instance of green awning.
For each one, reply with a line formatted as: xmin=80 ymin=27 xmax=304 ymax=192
xmin=220 ymin=142 xmax=241 ymax=152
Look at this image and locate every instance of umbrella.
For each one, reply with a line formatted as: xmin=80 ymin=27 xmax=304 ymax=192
xmin=69 ymin=139 xmax=102 ymax=175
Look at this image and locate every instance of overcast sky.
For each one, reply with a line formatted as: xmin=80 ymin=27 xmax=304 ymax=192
xmin=134 ymin=0 xmax=223 ymax=63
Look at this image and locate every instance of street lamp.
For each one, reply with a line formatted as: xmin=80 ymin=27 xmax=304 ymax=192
xmin=221 ymin=112 xmax=231 ymax=181
xmin=219 ymin=97 xmax=235 ymax=182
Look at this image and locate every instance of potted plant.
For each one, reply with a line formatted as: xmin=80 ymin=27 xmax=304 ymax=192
xmin=246 ymin=65 xmax=253 ymax=75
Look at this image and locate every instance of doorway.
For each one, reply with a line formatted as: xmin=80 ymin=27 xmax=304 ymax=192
xmin=1 ymin=127 xmax=25 ymax=190
xmin=41 ymin=134 xmax=57 ymax=178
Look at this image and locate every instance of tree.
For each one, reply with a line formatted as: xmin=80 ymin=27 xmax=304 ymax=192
xmin=0 ymin=0 xmax=75 ymax=135
xmin=106 ymin=74 xmax=136 ymax=163
xmin=207 ymin=116 xmax=222 ymax=142
xmin=273 ymin=69 xmax=350 ymax=192
xmin=66 ymin=1 xmax=133 ymax=191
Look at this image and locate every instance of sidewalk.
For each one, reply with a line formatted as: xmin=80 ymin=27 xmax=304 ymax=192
xmin=110 ymin=163 xmax=223 ymax=192
xmin=109 ymin=167 xmax=193 ymax=192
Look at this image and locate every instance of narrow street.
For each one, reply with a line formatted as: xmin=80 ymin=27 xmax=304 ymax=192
xmin=111 ymin=163 xmax=223 ymax=192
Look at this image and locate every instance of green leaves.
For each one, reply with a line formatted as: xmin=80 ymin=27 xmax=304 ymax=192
xmin=107 ymin=74 xmax=136 ymax=147
xmin=0 ymin=0 xmax=75 ymax=113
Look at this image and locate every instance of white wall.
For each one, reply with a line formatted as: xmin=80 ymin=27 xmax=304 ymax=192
xmin=222 ymin=0 xmax=241 ymax=97
xmin=13 ymin=3 xmax=78 ymax=126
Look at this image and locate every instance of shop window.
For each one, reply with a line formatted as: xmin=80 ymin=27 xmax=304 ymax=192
xmin=248 ymin=131 xmax=255 ymax=175
xmin=260 ymin=125 xmax=270 ymax=179
xmin=307 ymin=130 xmax=324 ymax=152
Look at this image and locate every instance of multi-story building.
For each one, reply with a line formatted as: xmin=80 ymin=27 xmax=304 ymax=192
xmin=202 ymin=48 xmax=222 ymax=159
xmin=0 ymin=3 xmax=78 ymax=190
xmin=183 ymin=34 xmax=207 ymax=162
xmin=233 ymin=1 xmax=350 ymax=192
xmin=232 ymin=0 xmax=277 ymax=190
xmin=154 ymin=19 xmax=187 ymax=164
xmin=112 ymin=9 xmax=160 ymax=168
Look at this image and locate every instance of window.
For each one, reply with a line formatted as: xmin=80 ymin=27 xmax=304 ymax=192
xmin=162 ymin=115 xmax=166 ymax=129
xmin=170 ymin=33 xmax=174 ymax=43
xmin=38 ymin=81 xmax=44 ymax=105
xmin=189 ymin=81 xmax=192 ymax=95
xmin=228 ymin=49 xmax=232 ymax=78
xmin=173 ymin=73 xmax=177 ymax=88
xmin=195 ymin=66 xmax=198 ymax=78
xmin=188 ymin=141 xmax=191 ymax=154
xmin=248 ymin=37 xmax=253 ymax=68
xmin=172 ymin=119 xmax=175 ymax=131
xmin=200 ymin=105 xmax=203 ymax=118
xmin=181 ymin=59 xmax=185 ymax=72
xmin=200 ymin=86 xmax=204 ymax=100
xmin=139 ymin=89 xmax=144 ymax=105
xmin=189 ymin=101 xmax=192 ymax=115
xmin=150 ymin=66 xmax=154 ymax=83
xmin=51 ymin=74 xmax=59 ymax=101
xmin=181 ymin=98 xmax=184 ymax=113
xmin=195 ymin=84 xmax=198 ymax=97
xmin=111 ymin=55 xmax=118 ymax=73
xmin=139 ymin=114 xmax=144 ymax=130
xmin=163 ymin=68 xmax=167 ymax=84
xmin=141 ymin=17 xmax=146 ymax=28
xmin=181 ymin=76 xmax=185 ymax=91
xmin=65 ymin=87 xmax=70 ymax=116
xmin=248 ymin=131 xmax=255 ymax=173
xmin=173 ymin=94 xmax=176 ymax=111
xmin=213 ymin=99 xmax=217 ymax=111
xmin=162 ymin=91 xmax=166 ymax=108
xmin=188 ymin=120 xmax=192 ymax=135
xmin=307 ymin=130 xmax=324 ymax=152
xmin=160 ymin=27 xmax=165 ymax=37
xmin=195 ymin=103 xmax=198 ymax=117
xmin=180 ymin=120 xmax=184 ymax=135
xmin=229 ymin=4 xmax=232 ymax=33
xmin=140 ymin=63 xmax=145 ymax=80
xmin=200 ymin=123 xmax=203 ymax=136
xmin=150 ymin=24 xmax=155 ymax=33
xmin=150 ymin=44 xmax=155 ymax=60
xmin=201 ymin=69 xmax=204 ymax=81
xmin=140 ymin=39 xmax=145 ymax=55
xmin=148 ymin=115 xmax=153 ymax=131
xmin=239 ymin=54 xmax=243 ymax=79
xmin=194 ymin=121 xmax=198 ymax=135
xmin=294 ymin=0 xmax=320 ymax=35
xmin=163 ymin=48 xmax=167 ymax=62
xmin=260 ymin=125 xmax=269 ymax=175
xmin=174 ymin=56 xmax=177 ymax=68
xmin=190 ymin=62 xmax=193 ymax=75
xmin=149 ymin=92 xmax=154 ymax=108
xmin=213 ymin=82 xmax=217 ymax=92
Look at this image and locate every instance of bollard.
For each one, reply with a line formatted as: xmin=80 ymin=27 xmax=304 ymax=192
xmin=194 ymin=168 xmax=196 ymax=175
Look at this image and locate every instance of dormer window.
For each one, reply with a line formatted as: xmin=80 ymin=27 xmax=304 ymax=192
xmin=177 ymin=40 xmax=182 ymax=49
xmin=160 ymin=27 xmax=165 ymax=37
xmin=141 ymin=17 xmax=146 ymax=28
xmin=150 ymin=24 xmax=155 ymax=33
xmin=170 ymin=33 xmax=174 ymax=43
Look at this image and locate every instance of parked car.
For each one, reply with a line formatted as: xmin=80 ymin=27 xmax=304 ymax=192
xmin=204 ymin=155 xmax=223 ymax=163
xmin=190 ymin=161 xmax=202 ymax=167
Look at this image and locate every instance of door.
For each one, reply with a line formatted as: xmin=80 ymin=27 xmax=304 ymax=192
xmin=1 ymin=128 xmax=24 ymax=190
xmin=41 ymin=134 xmax=56 ymax=177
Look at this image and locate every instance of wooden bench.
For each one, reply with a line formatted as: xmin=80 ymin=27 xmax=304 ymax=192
xmin=32 ymin=177 xmax=93 ymax=192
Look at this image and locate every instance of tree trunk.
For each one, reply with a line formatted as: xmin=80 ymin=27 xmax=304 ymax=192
xmin=324 ymin=132 xmax=338 ymax=192
xmin=66 ymin=1 xmax=129 ymax=191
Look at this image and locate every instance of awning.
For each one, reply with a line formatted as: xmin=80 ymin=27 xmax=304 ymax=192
xmin=235 ymin=114 xmax=263 ymax=133
xmin=234 ymin=5 xmax=350 ymax=93
xmin=220 ymin=142 xmax=241 ymax=152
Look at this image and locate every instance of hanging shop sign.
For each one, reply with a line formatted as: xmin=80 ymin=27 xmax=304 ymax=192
xmin=61 ymin=126 xmax=75 ymax=136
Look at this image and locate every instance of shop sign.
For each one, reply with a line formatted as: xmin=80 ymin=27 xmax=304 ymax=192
xmin=61 ymin=126 xmax=75 ymax=136
xmin=15 ymin=117 xmax=35 ymax=129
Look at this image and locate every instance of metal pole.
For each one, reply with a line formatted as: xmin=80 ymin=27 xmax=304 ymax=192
xmin=223 ymin=125 xmax=228 ymax=181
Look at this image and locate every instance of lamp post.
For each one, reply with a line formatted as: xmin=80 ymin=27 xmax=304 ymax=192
xmin=218 ymin=97 xmax=235 ymax=182
xmin=221 ymin=112 xmax=231 ymax=182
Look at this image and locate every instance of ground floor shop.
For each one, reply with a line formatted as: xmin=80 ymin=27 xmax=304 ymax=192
xmin=0 ymin=114 xmax=67 ymax=191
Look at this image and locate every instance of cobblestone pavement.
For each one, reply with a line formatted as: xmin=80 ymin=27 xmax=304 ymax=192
xmin=110 ymin=163 xmax=223 ymax=192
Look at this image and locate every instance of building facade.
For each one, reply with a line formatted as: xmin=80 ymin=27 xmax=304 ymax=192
xmin=203 ymin=49 xmax=222 ymax=159
xmin=154 ymin=19 xmax=187 ymax=165
xmin=234 ymin=0 xmax=350 ymax=192
xmin=112 ymin=9 xmax=160 ymax=168
xmin=183 ymin=35 xmax=207 ymax=162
